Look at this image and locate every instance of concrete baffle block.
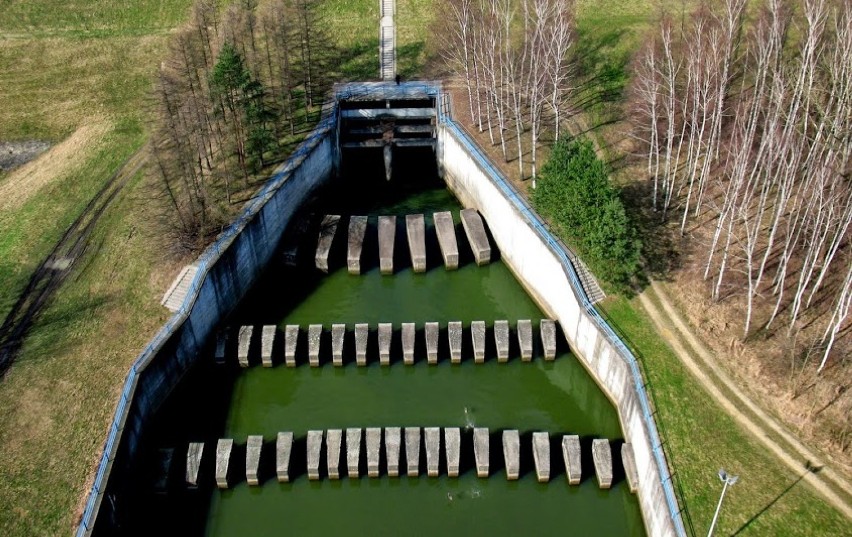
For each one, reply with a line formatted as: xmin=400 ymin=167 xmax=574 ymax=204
xmin=306 ymin=430 xmax=323 ymax=480
xmin=517 ymin=320 xmax=533 ymax=361
xmin=355 ymin=323 xmax=369 ymax=366
xmin=215 ymin=330 xmax=228 ymax=364
xmin=385 ymin=427 xmax=402 ymax=477
xmin=246 ymin=435 xmax=263 ymax=486
xmin=540 ymin=319 xmax=557 ymax=360
xmin=308 ymin=324 xmax=322 ymax=367
xmin=215 ymin=439 xmax=233 ymax=489
xmin=503 ymin=430 xmax=520 ymax=481
xmin=471 ymin=321 xmax=486 ymax=363
xmin=378 ymin=322 xmax=392 ymax=365
xmin=315 ymin=214 xmax=341 ymax=273
xmin=405 ymin=427 xmax=421 ymax=476
xmin=425 ymin=322 xmax=439 ymax=364
xmin=459 ymin=208 xmax=491 ymax=265
xmin=347 ymin=428 xmax=362 ymax=478
xmin=445 ymin=427 xmax=460 ymax=477
xmin=331 ymin=324 xmax=346 ymax=367
xmin=347 ymin=215 xmax=368 ymax=274
xmin=276 ymin=432 xmax=293 ymax=483
xmin=448 ymin=321 xmax=462 ymax=364
xmin=326 ymin=429 xmax=343 ymax=480
xmin=592 ymin=439 xmax=613 ymax=489
xmin=622 ymin=443 xmax=639 ymax=494
xmin=532 ymin=432 xmax=550 ymax=483
xmin=401 ymin=323 xmax=415 ymax=364
xmin=562 ymin=435 xmax=582 ymax=485
xmin=405 ymin=214 xmax=427 ymax=273
xmin=284 ymin=325 xmax=299 ymax=368
xmin=473 ymin=428 xmax=490 ymax=478
xmin=186 ymin=442 xmax=204 ymax=487
xmin=433 ymin=211 xmax=459 ymax=269
xmin=366 ymin=427 xmax=382 ymax=477
xmin=378 ymin=215 xmax=396 ymax=275
xmin=237 ymin=325 xmax=253 ymax=368
xmin=261 ymin=325 xmax=276 ymax=368
xmin=494 ymin=320 xmax=509 ymax=363
xmin=425 ymin=427 xmax=441 ymax=477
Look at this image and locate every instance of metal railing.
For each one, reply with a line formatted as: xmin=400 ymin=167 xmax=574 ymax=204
xmin=440 ymin=112 xmax=688 ymax=537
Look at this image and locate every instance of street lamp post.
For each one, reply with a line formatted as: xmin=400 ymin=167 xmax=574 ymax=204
xmin=707 ymin=469 xmax=739 ymax=537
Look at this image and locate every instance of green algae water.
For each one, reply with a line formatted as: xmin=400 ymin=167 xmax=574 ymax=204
xmin=126 ymin=158 xmax=643 ymax=536
xmin=208 ymin=173 xmax=642 ymax=535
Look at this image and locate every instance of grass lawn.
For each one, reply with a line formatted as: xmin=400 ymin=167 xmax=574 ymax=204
xmin=0 ymin=1 xmax=188 ymax=534
xmin=598 ymin=295 xmax=850 ymax=536
xmin=0 ymin=0 xmax=191 ymax=37
xmin=0 ymin=1 xmax=378 ymax=534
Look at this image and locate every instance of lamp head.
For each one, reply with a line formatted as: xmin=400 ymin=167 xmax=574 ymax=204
xmin=718 ymin=468 xmax=739 ymax=484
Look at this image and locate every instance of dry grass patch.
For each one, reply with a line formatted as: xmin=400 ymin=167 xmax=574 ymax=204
xmin=0 ymin=120 xmax=110 ymax=211
xmin=0 ymin=166 xmax=173 ymax=536
xmin=0 ymin=35 xmax=169 ymax=140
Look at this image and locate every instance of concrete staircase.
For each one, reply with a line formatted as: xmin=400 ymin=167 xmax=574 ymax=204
xmin=379 ymin=0 xmax=396 ymax=80
xmin=161 ymin=264 xmax=199 ymax=312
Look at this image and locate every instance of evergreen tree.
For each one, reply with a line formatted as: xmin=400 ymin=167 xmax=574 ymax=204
xmin=533 ymin=138 xmax=641 ymax=292
xmin=211 ymin=43 xmax=277 ymax=172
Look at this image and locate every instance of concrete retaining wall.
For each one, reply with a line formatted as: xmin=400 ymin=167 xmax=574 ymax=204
xmin=76 ymin=113 xmax=336 ymax=536
xmin=439 ymin=120 xmax=685 ymax=537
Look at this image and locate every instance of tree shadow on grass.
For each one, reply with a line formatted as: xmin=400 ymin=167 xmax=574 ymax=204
xmin=331 ymin=38 xmax=381 ymax=82
xmin=620 ymin=178 xmax=682 ymax=286
xmin=397 ymin=41 xmax=425 ymax=79
xmin=571 ymin=26 xmax=631 ymax=126
xmin=12 ymin=292 xmax=111 ymax=366
xmin=731 ymin=461 xmax=822 ymax=536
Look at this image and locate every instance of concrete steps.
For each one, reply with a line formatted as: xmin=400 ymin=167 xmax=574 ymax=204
xmin=161 ymin=264 xmax=199 ymax=312
xmin=379 ymin=0 xmax=396 ymax=80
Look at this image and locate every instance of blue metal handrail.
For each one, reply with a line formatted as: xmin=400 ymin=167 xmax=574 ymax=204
xmin=441 ymin=115 xmax=687 ymax=537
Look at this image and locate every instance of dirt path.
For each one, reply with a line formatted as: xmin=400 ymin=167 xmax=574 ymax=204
xmin=637 ymin=280 xmax=852 ymax=519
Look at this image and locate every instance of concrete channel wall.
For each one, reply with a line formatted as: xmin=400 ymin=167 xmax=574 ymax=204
xmin=439 ymin=120 xmax=686 ymax=537
xmin=76 ymin=113 xmax=337 ymax=536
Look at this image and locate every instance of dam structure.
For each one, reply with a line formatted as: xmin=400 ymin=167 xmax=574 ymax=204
xmin=79 ymin=79 xmax=683 ymax=536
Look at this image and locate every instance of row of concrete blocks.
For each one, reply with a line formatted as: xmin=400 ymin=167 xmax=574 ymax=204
xmin=188 ymin=431 xmax=637 ymax=491
xmin=315 ymin=208 xmax=492 ymax=274
xmin=218 ymin=319 xmax=558 ymax=367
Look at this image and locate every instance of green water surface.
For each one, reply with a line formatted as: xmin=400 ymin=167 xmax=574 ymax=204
xmin=199 ymin=182 xmax=644 ymax=536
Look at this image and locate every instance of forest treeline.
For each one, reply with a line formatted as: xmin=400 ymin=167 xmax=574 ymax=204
xmin=439 ymin=0 xmax=575 ymax=182
xmin=151 ymin=0 xmax=332 ymax=248
xmin=630 ymin=0 xmax=852 ymax=368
